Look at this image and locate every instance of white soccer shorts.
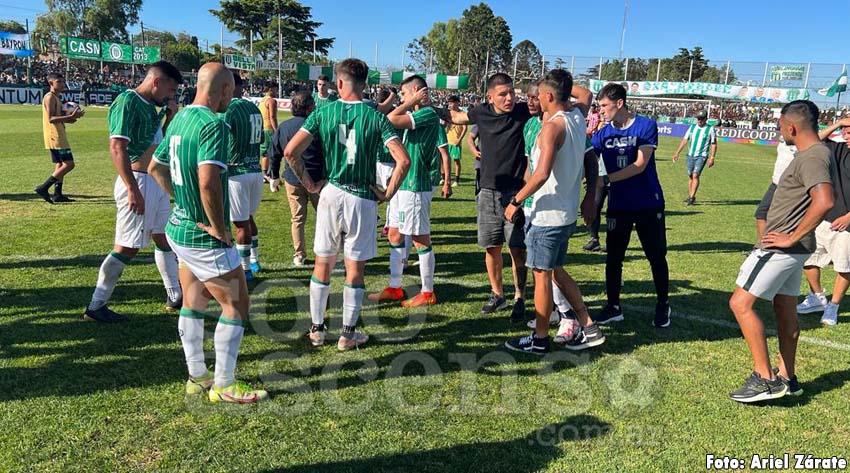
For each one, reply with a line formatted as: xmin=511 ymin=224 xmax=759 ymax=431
xmin=114 ymin=172 xmax=171 ymax=249
xmin=313 ymin=183 xmax=378 ymax=261
xmin=166 ymin=235 xmax=241 ymax=282
xmin=388 ymin=189 xmax=433 ymax=236
xmin=228 ymin=172 xmax=264 ymax=222
xmin=376 ymin=162 xmax=395 ymax=189
xmin=736 ymin=249 xmax=809 ymax=300
xmin=803 ymin=220 xmax=850 ymax=273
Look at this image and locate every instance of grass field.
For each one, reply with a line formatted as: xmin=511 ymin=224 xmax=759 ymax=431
xmin=1 ymin=104 xmax=848 ymax=472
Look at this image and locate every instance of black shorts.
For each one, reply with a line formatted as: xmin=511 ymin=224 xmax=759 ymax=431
xmin=754 ymin=183 xmax=776 ymax=220
xmin=50 ymin=149 xmax=74 ymax=163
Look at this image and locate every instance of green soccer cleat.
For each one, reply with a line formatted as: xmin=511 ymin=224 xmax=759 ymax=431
xmin=208 ymin=380 xmax=269 ymax=404
xmin=185 ymin=370 xmax=214 ymax=395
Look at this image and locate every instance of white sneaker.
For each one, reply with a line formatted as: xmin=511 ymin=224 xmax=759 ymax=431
xmin=797 ymin=292 xmax=828 ymax=314
xmin=338 ymin=330 xmax=369 ymax=351
xmin=527 ymin=311 xmax=562 ymax=329
xmin=821 ymin=302 xmax=839 ymax=326
xmin=292 ymin=255 xmax=307 ymax=267
xmin=554 ymin=317 xmax=581 ymax=344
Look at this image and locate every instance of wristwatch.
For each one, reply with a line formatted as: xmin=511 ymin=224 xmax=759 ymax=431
xmin=510 ymin=197 xmax=521 ymax=207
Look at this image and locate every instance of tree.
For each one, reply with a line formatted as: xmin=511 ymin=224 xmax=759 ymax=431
xmin=0 ymin=20 xmax=27 ymax=34
xmin=407 ymin=19 xmax=461 ymax=73
xmin=210 ymin=0 xmax=333 ymax=61
xmin=579 ymin=47 xmax=735 ymax=85
xmin=40 ymin=0 xmax=142 ymax=41
xmin=511 ymin=40 xmax=542 ymax=85
xmin=457 ymin=3 xmax=512 ymax=92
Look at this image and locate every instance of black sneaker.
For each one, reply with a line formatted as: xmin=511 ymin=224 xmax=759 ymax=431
xmin=53 ymin=194 xmax=76 ymax=203
xmin=594 ymin=304 xmax=624 ymax=324
xmin=729 ymin=371 xmax=788 ymax=403
xmin=504 ymin=333 xmax=550 ymax=355
xmin=653 ymin=302 xmax=671 ymax=328
xmin=582 ymin=238 xmax=602 ymax=252
xmin=165 ymin=295 xmax=183 ymax=312
xmin=562 ymin=324 xmax=606 ymax=351
xmin=685 ymin=197 xmax=696 ymax=206
xmin=481 ymin=293 xmax=509 ymax=314
xmin=34 ymin=187 xmax=54 ymax=204
xmin=83 ymin=305 xmax=129 ymax=323
xmin=510 ymin=298 xmax=527 ymax=323
xmin=773 ymin=368 xmax=803 ymax=397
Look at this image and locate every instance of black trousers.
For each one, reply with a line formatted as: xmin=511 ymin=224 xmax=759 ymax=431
xmin=590 ymin=187 xmax=608 ymax=240
xmin=605 ymin=207 xmax=669 ymax=307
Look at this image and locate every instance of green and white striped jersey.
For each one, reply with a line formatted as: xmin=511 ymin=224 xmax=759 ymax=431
xmin=430 ymin=125 xmax=449 ymax=186
xmin=301 ymin=100 xmax=399 ymax=200
xmin=313 ymin=91 xmax=338 ymax=109
xmin=153 ymin=105 xmax=231 ymax=249
xmin=685 ymin=124 xmax=716 ymax=157
xmin=223 ymin=98 xmax=263 ymax=176
xmin=107 ymin=89 xmax=164 ymax=163
xmin=400 ymin=107 xmax=443 ymax=192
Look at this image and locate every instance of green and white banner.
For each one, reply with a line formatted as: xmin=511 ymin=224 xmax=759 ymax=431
xmin=255 ymin=58 xmax=295 ymax=71
xmin=60 ymin=36 xmax=160 ymax=64
xmin=589 ymin=79 xmax=809 ymax=103
xmin=818 ymin=71 xmax=847 ymax=97
xmin=60 ymin=36 xmax=101 ymax=60
xmin=770 ymin=65 xmax=805 ymax=82
xmin=296 ymin=64 xmax=333 ymax=81
xmin=223 ymin=54 xmax=255 ymax=71
xmin=367 ymin=70 xmax=470 ymax=89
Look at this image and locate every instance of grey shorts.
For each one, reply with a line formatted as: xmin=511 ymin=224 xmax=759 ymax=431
xmin=526 ymin=223 xmax=576 ymax=270
xmin=476 ymin=188 xmax=526 ymax=249
xmin=754 ymin=183 xmax=777 ymax=220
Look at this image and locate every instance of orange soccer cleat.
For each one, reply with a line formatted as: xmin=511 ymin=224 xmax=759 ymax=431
xmin=368 ymin=286 xmax=406 ymax=301
xmin=401 ymin=292 xmax=437 ymax=308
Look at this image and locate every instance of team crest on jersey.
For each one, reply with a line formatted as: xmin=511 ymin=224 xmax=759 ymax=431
xmin=608 ymin=217 xmax=616 ymax=231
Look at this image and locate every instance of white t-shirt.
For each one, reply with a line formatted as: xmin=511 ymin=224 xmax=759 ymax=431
xmin=529 ymin=108 xmax=587 ymax=227
xmin=772 ymin=141 xmax=797 ymax=185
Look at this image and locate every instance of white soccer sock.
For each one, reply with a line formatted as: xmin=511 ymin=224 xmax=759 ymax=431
xmin=236 ymin=244 xmax=252 ymax=271
xmin=418 ymin=246 xmax=435 ymax=293
xmin=88 ymin=251 xmax=128 ymax=311
xmin=552 ymin=280 xmax=572 ymax=313
xmin=178 ymin=309 xmax=207 ymax=379
xmin=250 ymin=236 xmax=259 ymax=263
xmin=342 ymin=284 xmax=365 ymax=328
xmin=213 ymin=316 xmax=245 ymax=388
xmin=389 ymin=243 xmax=406 ymax=288
xmin=309 ymin=277 xmax=331 ymax=326
xmin=155 ymin=247 xmax=181 ymax=300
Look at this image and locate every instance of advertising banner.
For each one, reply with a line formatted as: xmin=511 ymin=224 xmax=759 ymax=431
xmin=589 ymin=79 xmax=809 ymax=103
xmin=0 ymin=31 xmax=35 ymax=57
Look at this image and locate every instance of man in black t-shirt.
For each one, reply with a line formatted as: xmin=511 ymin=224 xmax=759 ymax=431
xmin=441 ymin=73 xmax=532 ymax=320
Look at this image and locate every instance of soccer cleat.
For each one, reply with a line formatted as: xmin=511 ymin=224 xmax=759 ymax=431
xmin=451 ymin=181 xmax=459 ymax=187
xmin=594 ymin=304 xmax=624 ymax=324
xmin=504 ymin=333 xmax=550 ymax=355
xmin=797 ymin=292 xmax=828 ymax=314
xmin=562 ymin=324 xmax=606 ymax=351
xmin=250 ymin=261 xmax=261 ymax=273
xmin=729 ymin=371 xmax=787 ymax=403
xmin=684 ymin=197 xmax=696 ymax=206
xmin=52 ymin=194 xmax=75 ymax=203
xmin=185 ymin=370 xmax=214 ymax=395
xmin=773 ymin=367 xmax=803 ymax=397
xmin=308 ymin=324 xmax=326 ymax=347
xmin=510 ymin=298 xmax=527 ymax=323
xmin=527 ymin=310 xmax=562 ymax=329
xmin=401 ymin=291 xmax=437 ymax=307
xmin=34 ymin=187 xmax=54 ymax=204
xmin=165 ymin=295 xmax=182 ymax=312
xmin=83 ymin=305 xmax=128 ymax=323
xmin=582 ymin=238 xmax=603 ymax=252
xmin=292 ymin=255 xmax=307 ymax=267
xmin=338 ymin=330 xmax=369 ymax=351
xmin=553 ymin=314 xmax=581 ymax=344
xmin=653 ymin=302 xmax=671 ymax=328
xmin=368 ymin=286 xmax=406 ymax=302
xmin=209 ymin=380 xmax=269 ymax=404
xmin=481 ymin=293 xmax=509 ymax=314
xmin=244 ymin=270 xmax=255 ymax=282
xmin=820 ymin=302 xmax=839 ymax=326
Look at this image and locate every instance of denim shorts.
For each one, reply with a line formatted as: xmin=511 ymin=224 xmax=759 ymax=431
xmin=686 ymin=155 xmax=707 ymax=175
xmin=525 ymin=223 xmax=576 ymax=270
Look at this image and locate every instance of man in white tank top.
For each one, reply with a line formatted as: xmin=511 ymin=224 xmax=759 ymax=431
xmin=503 ymin=69 xmax=606 ymax=355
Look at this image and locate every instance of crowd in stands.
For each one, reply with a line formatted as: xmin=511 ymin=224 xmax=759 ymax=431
xmin=1 ymin=56 xmax=138 ymax=90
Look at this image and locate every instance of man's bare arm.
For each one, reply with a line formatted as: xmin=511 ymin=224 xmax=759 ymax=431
xmin=609 ymin=145 xmax=654 ymax=182
xmin=148 ymin=159 xmax=174 ymax=198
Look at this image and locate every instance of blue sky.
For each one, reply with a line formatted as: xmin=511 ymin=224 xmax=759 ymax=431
xmin=6 ymin=0 xmax=849 ymax=67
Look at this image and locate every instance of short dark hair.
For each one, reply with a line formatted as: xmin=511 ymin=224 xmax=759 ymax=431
xmin=231 ymin=70 xmax=243 ymax=87
xmin=265 ymin=84 xmax=276 ymax=93
xmin=447 ymin=95 xmax=460 ymax=103
xmin=149 ymin=60 xmax=184 ymax=85
xmin=317 ymin=74 xmax=330 ymax=82
xmin=400 ymin=74 xmax=426 ymax=90
xmin=335 ymin=58 xmax=368 ymax=85
xmin=291 ymin=90 xmax=315 ymax=118
xmin=46 ymin=72 xmax=64 ymax=83
xmin=486 ymin=72 xmax=513 ymax=91
xmin=539 ymin=69 xmax=573 ymax=103
xmin=377 ymin=88 xmax=392 ymax=103
xmin=781 ymin=100 xmax=819 ymax=133
xmin=597 ymin=83 xmax=627 ymax=104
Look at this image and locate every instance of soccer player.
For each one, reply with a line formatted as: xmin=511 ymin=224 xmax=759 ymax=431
xmin=224 ymin=71 xmax=264 ymax=280
xmin=313 ymin=74 xmax=338 ymax=108
xmin=795 ymin=117 xmax=850 ymax=326
xmin=592 ymin=83 xmax=671 ymax=328
xmin=504 ymin=70 xmax=603 ymax=354
xmin=149 ymin=62 xmax=267 ymax=403
xmin=728 ymin=101 xmax=833 ymax=403
xmin=672 ymin=110 xmax=717 ymax=205
xmin=370 ymin=76 xmax=450 ymax=307
xmin=284 ymin=59 xmax=410 ymax=350
xmin=259 ymin=85 xmax=278 ymax=181
xmin=84 ymin=61 xmax=184 ymax=323
xmin=36 ymin=72 xmax=84 ymax=204
xmin=445 ymin=96 xmax=467 ymax=187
